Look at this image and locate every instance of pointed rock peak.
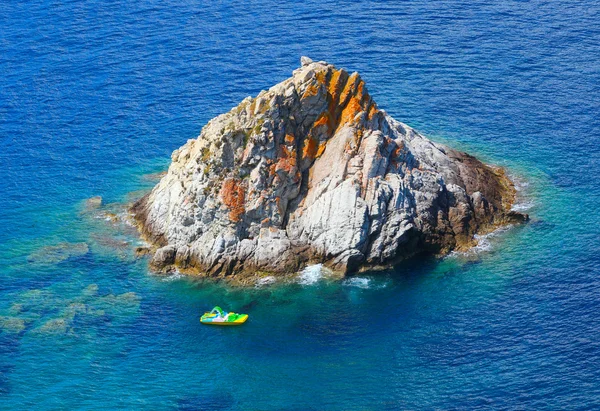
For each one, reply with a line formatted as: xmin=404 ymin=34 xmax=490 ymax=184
xmin=284 ymin=60 xmax=378 ymax=136
xmin=131 ymin=59 xmax=525 ymax=281
xmin=300 ymin=56 xmax=314 ymax=66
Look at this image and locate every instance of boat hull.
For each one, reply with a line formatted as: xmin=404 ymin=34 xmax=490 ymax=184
xmin=200 ymin=313 xmax=248 ymax=326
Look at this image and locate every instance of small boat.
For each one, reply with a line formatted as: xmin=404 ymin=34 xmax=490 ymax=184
xmin=200 ymin=306 xmax=248 ymax=326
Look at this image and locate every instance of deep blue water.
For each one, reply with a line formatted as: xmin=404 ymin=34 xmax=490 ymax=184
xmin=1 ymin=0 xmax=600 ymax=409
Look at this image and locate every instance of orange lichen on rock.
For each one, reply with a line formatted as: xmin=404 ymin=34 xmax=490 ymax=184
xmin=284 ymin=133 xmax=295 ymax=144
xmin=355 ymin=81 xmax=367 ymax=102
xmin=313 ymin=112 xmax=329 ymax=129
xmin=392 ymin=146 xmax=403 ymax=159
xmin=326 ymin=69 xmax=348 ymax=119
xmin=275 ymin=145 xmax=297 ymax=174
xmin=268 ymin=165 xmax=276 ymax=178
xmin=302 ymin=134 xmax=319 ymax=161
xmin=316 ymin=142 xmax=327 ymax=157
xmin=338 ymin=96 xmax=363 ymax=128
xmin=315 ymin=69 xmax=327 ymax=84
xmin=390 ymin=141 xmax=406 ymax=167
xmin=338 ymin=73 xmax=360 ymax=107
xmin=282 ymin=145 xmax=296 ymax=159
xmin=367 ymin=103 xmax=379 ymax=120
xmin=328 ymin=69 xmax=345 ymax=102
xmin=325 ymin=71 xmax=373 ymax=132
xmin=301 ymin=69 xmax=328 ymax=99
xmin=220 ymin=178 xmax=246 ymax=222
xmin=302 ymin=78 xmax=322 ymax=99
xmin=293 ymin=68 xmax=376 ymax=168
xmin=301 ymin=112 xmax=332 ymax=162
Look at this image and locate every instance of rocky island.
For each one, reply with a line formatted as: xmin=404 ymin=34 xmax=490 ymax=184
xmin=132 ymin=57 xmax=527 ymax=282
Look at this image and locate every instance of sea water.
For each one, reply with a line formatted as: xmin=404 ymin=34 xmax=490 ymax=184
xmin=1 ymin=0 xmax=600 ymax=409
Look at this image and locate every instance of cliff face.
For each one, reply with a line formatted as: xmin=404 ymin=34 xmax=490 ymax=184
xmin=132 ymin=57 xmax=526 ymax=279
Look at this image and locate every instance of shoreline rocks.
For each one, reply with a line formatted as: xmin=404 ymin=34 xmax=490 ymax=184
xmin=132 ymin=58 xmax=528 ymax=279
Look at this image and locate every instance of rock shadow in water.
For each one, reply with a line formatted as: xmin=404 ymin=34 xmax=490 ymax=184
xmin=0 ymin=334 xmax=19 ymax=396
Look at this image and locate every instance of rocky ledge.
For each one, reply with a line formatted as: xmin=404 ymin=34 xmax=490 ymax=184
xmin=132 ymin=57 xmax=527 ymax=280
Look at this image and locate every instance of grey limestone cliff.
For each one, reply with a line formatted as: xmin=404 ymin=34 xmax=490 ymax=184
xmin=132 ymin=57 xmax=526 ymax=280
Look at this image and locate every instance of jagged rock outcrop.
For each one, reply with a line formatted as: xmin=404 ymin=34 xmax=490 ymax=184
xmin=132 ymin=57 xmax=527 ymax=279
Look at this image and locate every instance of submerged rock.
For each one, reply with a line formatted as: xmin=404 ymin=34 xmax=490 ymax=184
xmin=35 ymin=318 xmax=70 ymax=335
xmin=5 ymin=285 xmax=142 ymax=339
xmin=85 ymin=196 xmax=103 ymax=209
xmin=0 ymin=317 xmax=26 ymax=334
xmin=27 ymin=242 xmax=89 ymax=265
xmin=82 ymin=284 xmax=99 ymax=297
xmin=142 ymin=171 xmax=168 ymax=182
xmin=88 ymin=233 xmax=132 ymax=262
xmin=132 ymin=58 xmax=527 ymax=278
xmin=94 ymin=292 xmax=141 ymax=317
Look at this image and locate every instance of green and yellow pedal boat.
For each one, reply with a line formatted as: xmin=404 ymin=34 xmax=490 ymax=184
xmin=200 ymin=306 xmax=248 ymax=326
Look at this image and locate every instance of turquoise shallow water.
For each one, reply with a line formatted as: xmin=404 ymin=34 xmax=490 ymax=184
xmin=1 ymin=0 xmax=600 ymax=409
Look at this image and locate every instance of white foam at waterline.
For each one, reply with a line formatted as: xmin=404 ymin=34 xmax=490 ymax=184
xmin=343 ymin=277 xmax=371 ymax=288
xmin=255 ymin=276 xmax=276 ymax=287
xmin=514 ymin=182 xmax=529 ymax=191
xmin=297 ymin=264 xmax=324 ymax=285
xmin=471 ymin=234 xmax=493 ymax=253
xmin=506 ymin=173 xmax=534 ymax=210
xmin=120 ymin=213 xmax=135 ymax=227
xmin=343 ymin=277 xmax=389 ymax=289
xmin=162 ymin=271 xmax=185 ymax=282
xmin=448 ymin=224 xmax=514 ymax=258
xmin=511 ymin=201 xmax=535 ymax=212
xmin=510 ymin=174 xmax=530 ymax=192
